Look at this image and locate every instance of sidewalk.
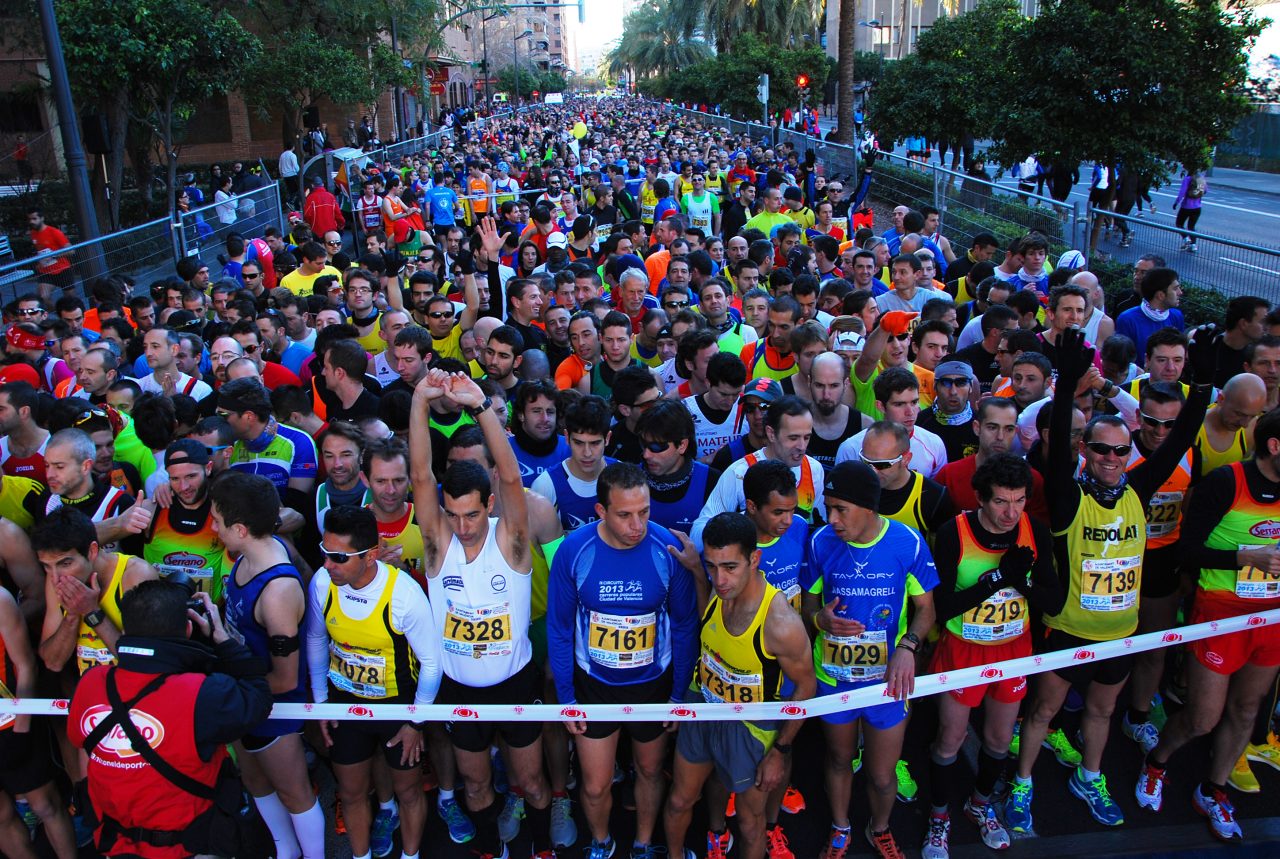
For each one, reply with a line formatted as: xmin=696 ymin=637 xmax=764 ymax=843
xmin=1207 ymin=165 xmax=1280 ymax=196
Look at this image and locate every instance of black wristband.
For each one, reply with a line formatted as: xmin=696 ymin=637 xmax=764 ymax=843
xmin=465 ymin=397 xmax=493 ymax=419
xmin=773 ymin=741 xmax=793 ymax=755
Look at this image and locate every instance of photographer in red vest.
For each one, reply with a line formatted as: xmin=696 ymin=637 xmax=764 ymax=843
xmin=68 ymin=580 xmax=272 ymax=858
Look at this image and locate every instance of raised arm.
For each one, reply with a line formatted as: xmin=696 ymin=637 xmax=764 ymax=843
xmin=410 ymin=370 xmax=453 ymax=576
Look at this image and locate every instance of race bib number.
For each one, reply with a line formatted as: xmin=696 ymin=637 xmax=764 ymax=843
xmin=1236 ymin=545 xmax=1280 ymax=599
xmin=76 ymin=644 xmax=114 ymax=672
xmin=697 ymin=651 xmax=762 ymax=704
xmin=328 ymin=642 xmax=387 ymax=698
xmin=1081 ymin=556 xmax=1140 ymax=612
xmin=587 ymin=610 xmax=656 ymax=669
xmin=962 ymin=587 xmax=1027 ymax=642
xmin=443 ymin=602 xmax=513 ymax=659
xmin=1145 ymin=492 xmax=1183 ymax=539
xmin=821 ymin=629 xmax=888 ymax=682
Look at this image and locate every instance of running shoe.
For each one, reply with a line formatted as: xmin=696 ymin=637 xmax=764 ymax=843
xmin=1043 ymin=728 xmax=1082 ymax=768
xmin=630 ymin=844 xmax=664 ymax=859
xmin=780 ymin=785 xmax=806 ymax=814
xmin=963 ymin=797 xmax=1010 ymax=850
xmin=14 ymin=798 xmax=36 ymax=837
xmin=477 ymin=846 xmax=510 ymax=859
xmin=895 ymin=760 xmax=918 ymax=803
xmin=551 ymin=794 xmax=577 ymax=848
xmin=371 ymin=805 xmax=400 ymax=858
xmin=724 ymin=793 xmax=735 ymax=818
xmin=493 ymin=747 xmax=510 ymax=794
xmin=864 ymin=824 xmax=906 ymax=859
xmin=1135 ymin=763 xmax=1166 ymax=812
xmin=1188 ymin=242 xmax=1198 ymax=254
xmin=1004 ymin=779 xmax=1033 ymax=834
xmin=586 ymin=838 xmax=616 ymax=859
xmin=534 ymin=850 xmax=558 ymax=859
xmin=498 ymin=792 xmax=525 ymax=843
xmin=819 ymin=826 xmax=851 ymax=859
xmin=851 ymin=747 xmax=863 ymax=774
xmin=1067 ymin=769 xmax=1124 ymax=826
xmin=921 ymin=814 xmax=949 ymax=859
xmin=1228 ymin=754 xmax=1260 ymax=794
xmin=1121 ymin=714 xmax=1160 ymax=754
xmin=1008 ymin=721 xmax=1021 ymax=757
xmin=439 ymin=796 xmax=477 ymax=844
xmin=706 ymin=829 xmax=733 ymax=859
xmin=1149 ymin=693 xmax=1168 ymax=730
xmin=1192 ymin=786 xmax=1243 ymax=842
xmin=766 ymin=824 xmax=794 ymax=859
xmin=1246 ymin=732 xmax=1280 ymax=772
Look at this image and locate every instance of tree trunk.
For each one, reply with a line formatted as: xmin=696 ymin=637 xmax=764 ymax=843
xmin=835 ymin=0 xmax=857 ymax=145
xmin=897 ymin=0 xmax=911 ymax=59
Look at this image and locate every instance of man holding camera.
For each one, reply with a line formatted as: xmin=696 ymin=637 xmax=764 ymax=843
xmin=67 ymin=579 xmax=273 ymax=858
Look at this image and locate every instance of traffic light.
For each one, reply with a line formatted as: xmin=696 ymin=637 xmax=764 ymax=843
xmin=757 ymin=73 xmax=769 ymax=105
xmin=795 ymin=73 xmax=809 ymax=88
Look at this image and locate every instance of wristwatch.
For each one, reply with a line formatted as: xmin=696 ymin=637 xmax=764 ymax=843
xmin=773 ymin=741 xmax=793 ymax=755
xmin=84 ymin=609 xmax=107 ymax=628
xmin=900 ymin=632 xmax=921 ymax=650
xmin=464 ymin=397 xmax=493 ymax=419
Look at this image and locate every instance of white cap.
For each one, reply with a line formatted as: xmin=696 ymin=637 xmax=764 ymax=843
xmin=833 ymin=331 xmax=865 ymax=352
xmin=546 ymin=232 xmax=569 ymax=249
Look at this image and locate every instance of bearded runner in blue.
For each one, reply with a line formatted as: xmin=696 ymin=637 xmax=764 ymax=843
xmin=546 ymin=463 xmax=699 ymax=859
xmin=800 ymin=460 xmax=939 ymax=859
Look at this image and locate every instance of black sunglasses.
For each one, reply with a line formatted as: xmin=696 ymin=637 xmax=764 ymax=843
xmin=318 ymin=545 xmax=373 ymax=564
xmin=935 ymin=377 xmax=970 ymax=389
xmin=642 ymin=440 xmax=673 ymax=453
xmin=1085 ymin=442 xmax=1132 ymax=457
xmin=429 ymin=310 xmax=455 ymax=320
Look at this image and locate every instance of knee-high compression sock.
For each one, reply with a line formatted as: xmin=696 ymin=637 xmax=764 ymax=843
xmin=928 ymin=751 xmax=957 ymax=814
xmin=974 ymin=747 xmax=1007 ymax=802
xmin=291 ymin=798 xmax=327 ymax=859
xmin=253 ymin=792 xmax=301 ymax=859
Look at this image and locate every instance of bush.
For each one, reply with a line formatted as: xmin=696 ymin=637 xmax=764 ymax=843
xmin=1095 ymin=256 xmax=1226 ymax=327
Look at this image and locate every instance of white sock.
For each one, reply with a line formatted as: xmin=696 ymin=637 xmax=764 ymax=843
xmin=253 ymin=792 xmax=301 ymax=859
xmin=354 ymin=854 xmax=371 ymax=859
xmin=439 ymin=787 xmax=455 ymax=802
xmin=290 ymin=799 xmax=327 ymax=859
xmin=402 ymin=853 xmax=420 ymax=859
xmin=1080 ymin=767 xmax=1101 ymax=783
xmin=1014 ymin=774 xmax=1032 ymax=786
xmin=380 ymin=797 xmax=398 ymax=813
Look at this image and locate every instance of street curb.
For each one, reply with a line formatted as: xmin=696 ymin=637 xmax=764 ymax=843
xmin=1206 ymin=177 xmax=1280 ymax=197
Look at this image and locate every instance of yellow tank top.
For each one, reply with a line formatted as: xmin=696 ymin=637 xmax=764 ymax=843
xmin=1048 ymin=485 xmax=1146 ymax=640
xmin=883 ymin=472 xmax=927 ymax=534
xmin=323 ymin=562 xmax=417 ymax=700
xmin=640 ymin=184 xmax=658 ymax=225
xmin=1193 ymin=415 xmax=1249 ymax=480
xmin=372 ymin=503 xmax=425 ymax=578
xmin=76 ymin=553 xmax=128 ymax=675
xmin=694 ymin=581 xmax=782 ymax=745
xmin=357 ymin=324 xmax=385 ymax=356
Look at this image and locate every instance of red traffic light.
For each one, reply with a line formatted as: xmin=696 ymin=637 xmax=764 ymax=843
xmin=795 ymin=74 xmax=809 ymax=88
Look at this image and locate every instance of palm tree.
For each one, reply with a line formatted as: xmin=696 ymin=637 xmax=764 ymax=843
xmin=836 ymin=0 xmax=857 ymax=144
xmin=605 ymin=0 xmax=711 ymax=79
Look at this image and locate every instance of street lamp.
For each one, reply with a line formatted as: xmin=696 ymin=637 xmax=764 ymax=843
xmin=859 ymin=19 xmax=887 ymax=60
xmin=514 ymin=28 xmax=533 ymax=108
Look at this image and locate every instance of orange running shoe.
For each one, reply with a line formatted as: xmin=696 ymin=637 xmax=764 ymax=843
xmin=725 ymin=793 xmax=736 ymax=818
xmin=766 ymin=824 xmax=795 ymax=859
xmin=780 ymin=785 xmax=805 ymax=814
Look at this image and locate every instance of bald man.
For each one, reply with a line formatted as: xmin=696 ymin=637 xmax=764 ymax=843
xmin=806 ymin=352 xmax=870 ymax=470
xmin=1069 ymin=271 xmax=1116 ymax=345
xmin=1194 ymin=373 xmax=1267 ymax=480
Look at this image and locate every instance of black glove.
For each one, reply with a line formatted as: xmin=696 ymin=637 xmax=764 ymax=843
xmin=455 ymin=248 xmax=476 ymax=276
xmin=1054 ymin=326 xmax=1094 ymax=389
xmin=1188 ymin=323 xmax=1218 ymax=386
xmin=998 ymin=545 xmax=1036 ymax=585
xmin=978 ymin=568 xmax=1005 ymax=593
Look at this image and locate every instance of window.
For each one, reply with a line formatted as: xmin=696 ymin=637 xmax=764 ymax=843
xmin=0 ymin=93 xmax=42 ymax=133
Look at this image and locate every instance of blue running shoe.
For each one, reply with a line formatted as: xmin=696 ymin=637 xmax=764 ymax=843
xmin=439 ymin=796 xmax=476 ymax=844
xmin=1004 ymin=779 xmax=1033 ymax=834
xmin=371 ymin=805 xmax=400 ymax=858
xmin=1068 ymin=769 xmax=1124 ymax=827
xmin=586 ymin=838 xmax=616 ymax=859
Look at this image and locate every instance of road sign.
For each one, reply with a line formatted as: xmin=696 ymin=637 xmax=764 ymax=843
xmin=429 ymin=82 xmax=445 ymax=95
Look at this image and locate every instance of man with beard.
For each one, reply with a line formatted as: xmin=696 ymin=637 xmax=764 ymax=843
xmin=483 ymin=326 xmax=525 ymax=401
xmin=143 ymin=440 xmax=225 ymax=601
xmin=637 ymin=400 xmax=721 ymax=536
xmin=935 ymin=397 xmax=1049 ymax=519
xmin=805 ymin=352 xmax=866 ymax=470
xmin=315 ymin=421 xmax=370 ymax=536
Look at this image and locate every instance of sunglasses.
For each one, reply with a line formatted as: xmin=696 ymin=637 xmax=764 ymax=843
xmin=1085 ymin=441 xmax=1132 ymax=457
xmin=243 ymin=272 xmax=261 ymax=280
xmin=16 ymin=308 xmax=42 ymax=316
xmin=935 ymin=377 xmax=970 ymax=389
xmin=743 ymin=402 xmax=769 ymax=415
xmin=325 ymin=240 xmax=343 ymax=247
xmin=890 ymin=333 xmax=911 ymax=342
xmin=643 ymin=440 xmax=673 ymax=453
xmin=318 ymin=545 xmax=373 ymax=564
xmin=206 ymin=444 xmax=230 ymax=454
xmin=1140 ymin=412 xmax=1177 ymax=429
xmin=860 ymin=453 xmax=904 ymax=470
xmin=429 ymin=310 xmax=455 ymax=320
xmin=664 ymin=300 xmax=690 ymax=309
xmin=828 ymin=186 xmax=843 ymax=193
xmin=243 ymin=343 xmax=258 ymax=354
xmin=73 ymin=407 xmax=108 ymax=427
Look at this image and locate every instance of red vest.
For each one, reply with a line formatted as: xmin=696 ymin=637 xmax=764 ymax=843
xmin=69 ymin=667 xmax=223 ymax=858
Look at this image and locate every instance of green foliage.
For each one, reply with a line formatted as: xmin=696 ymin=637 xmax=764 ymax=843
xmin=605 ymin=0 xmax=713 ymax=79
xmin=495 ymin=67 xmax=568 ymax=98
xmin=990 ymin=0 xmax=1263 ymax=183
xmin=870 ymin=0 xmax=1025 ymax=148
xmin=1095 ymin=257 xmax=1225 ymax=327
xmin=638 ymin=34 xmax=831 ymax=119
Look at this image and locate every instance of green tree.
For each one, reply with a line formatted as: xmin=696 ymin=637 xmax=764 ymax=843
xmin=605 ymin=0 xmax=713 ymax=80
xmin=835 ymin=0 xmax=857 ymax=144
xmin=53 ymin=0 xmax=260 ymax=223
xmin=870 ymin=0 xmax=1025 ymax=151
xmin=990 ymin=0 xmax=1263 ymax=184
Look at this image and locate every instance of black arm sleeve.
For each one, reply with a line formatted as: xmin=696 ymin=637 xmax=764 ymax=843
xmin=1129 ymin=383 xmax=1210 ymax=504
xmin=703 ymin=466 xmax=723 ymax=503
xmin=925 ymin=483 xmax=958 ymax=535
xmin=480 ymin=262 xmax=504 ymax=320
xmin=193 ymin=639 xmax=273 ymax=759
xmin=1174 ymin=465 xmax=1238 ymax=572
xmin=1024 ymin=518 xmax=1067 ymax=617
xmin=931 ymin=516 xmax=1001 ymax=623
xmin=1046 ymin=363 xmax=1081 ymax=533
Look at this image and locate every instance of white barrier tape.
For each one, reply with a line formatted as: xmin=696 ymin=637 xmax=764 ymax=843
xmin=4 ymin=608 xmax=1278 ymax=721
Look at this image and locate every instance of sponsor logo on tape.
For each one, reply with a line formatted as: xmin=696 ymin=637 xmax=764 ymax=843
xmin=348 ymin=705 xmax=374 ymax=718
xmin=560 ymin=707 xmax=587 ymax=720
xmin=452 ymin=707 xmax=480 ymax=720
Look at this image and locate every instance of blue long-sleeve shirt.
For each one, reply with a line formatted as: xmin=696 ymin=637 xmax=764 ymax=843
xmin=546 ymin=520 xmax=698 ymax=704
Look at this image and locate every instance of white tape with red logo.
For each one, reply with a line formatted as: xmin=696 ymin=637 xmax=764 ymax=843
xmin=4 ymin=608 xmax=1278 ymax=722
